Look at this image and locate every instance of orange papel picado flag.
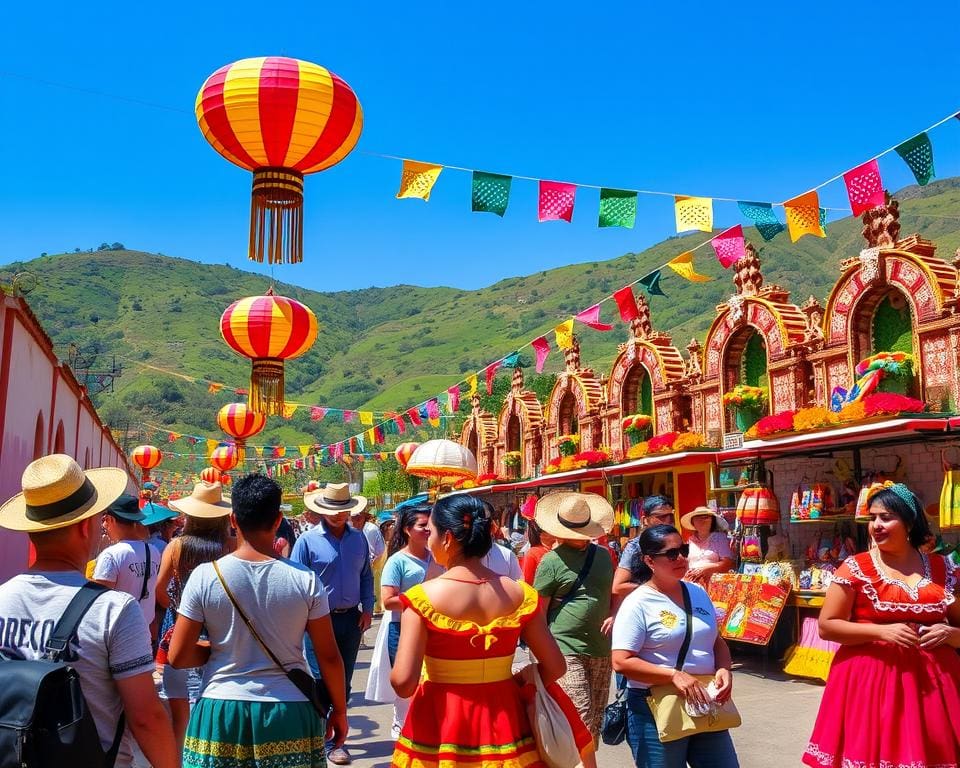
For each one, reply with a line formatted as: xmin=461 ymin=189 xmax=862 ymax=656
xmin=674 ymin=196 xmax=713 ymax=233
xmin=784 ymin=191 xmax=826 ymax=242
xmin=555 ymin=319 xmax=575 ymax=350
xmin=396 ymin=161 xmax=443 ymax=201
xmin=667 ymin=252 xmax=712 ymax=282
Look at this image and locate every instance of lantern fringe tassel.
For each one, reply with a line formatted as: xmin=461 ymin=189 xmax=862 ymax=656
xmin=250 ymin=359 xmax=285 ymax=417
xmin=234 ymin=441 xmax=246 ymax=464
xmin=250 ymin=168 xmax=304 ymax=265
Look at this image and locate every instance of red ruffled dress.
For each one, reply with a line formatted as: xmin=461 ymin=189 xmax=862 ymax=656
xmin=803 ymin=550 xmax=960 ymax=768
xmin=391 ymin=580 xmax=592 ymax=768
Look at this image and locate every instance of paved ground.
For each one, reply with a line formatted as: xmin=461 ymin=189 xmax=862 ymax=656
xmin=343 ymin=618 xmax=824 ymax=768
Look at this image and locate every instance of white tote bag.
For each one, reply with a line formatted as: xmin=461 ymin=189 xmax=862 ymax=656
xmin=364 ymin=617 xmax=396 ymax=704
xmin=528 ymin=665 xmax=589 ymax=768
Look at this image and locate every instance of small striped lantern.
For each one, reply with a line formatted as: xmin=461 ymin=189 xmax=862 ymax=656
xmin=195 ymin=56 xmax=363 ymax=265
xmin=216 ymin=403 xmax=266 ymax=461
xmin=220 ymin=289 xmax=318 ymax=415
xmin=209 ymin=445 xmax=240 ymax=473
xmin=199 ymin=467 xmax=222 ymax=485
xmin=394 ymin=442 xmax=420 ymax=469
xmin=131 ymin=445 xmax=163 ymax=484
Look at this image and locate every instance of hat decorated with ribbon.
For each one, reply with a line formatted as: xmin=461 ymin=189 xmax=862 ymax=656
xmin=0 ymin=454 xmax=128 ymax=532
xmin=169 ymin=482 xmax=232 ymax=519
xmin=534 ymin=491 xmax=614 ymax=541
xmin=304 ymin=483 xmax=367 ymax=516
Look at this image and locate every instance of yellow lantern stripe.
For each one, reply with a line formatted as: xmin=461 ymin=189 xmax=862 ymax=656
xmin=283 ymin=61 xmax=335 ymax=168
xmin=296 ymin=72 xmax=363 ymax=174
xmin=222 ymin=57 xmax=269 ymax=168
xmin=223 ymin=297 xmax=257 ymax=358
xmin=196 ymin=64 xmax=260 ymax=171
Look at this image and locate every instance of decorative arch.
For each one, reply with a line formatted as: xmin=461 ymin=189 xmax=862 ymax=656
xmin=544 ymin=337 xmax=605 ymax=458
xmin=495 ymin=368 xmax=544 ymax=476
xmin=32 ymin=412 xmax=45 ymax=460
xmin=54 ymin=421 xmax=65 ymax=454
xmin=458 ymin=393 xmax=498 ymax=475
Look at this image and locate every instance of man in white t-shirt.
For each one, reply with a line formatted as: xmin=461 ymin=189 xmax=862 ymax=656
xmin=0 ymin=454 xmax=177 ymax=768
xmin=481 ymin=541 xmax=523 ymax=580
xmin=93 ymin=494 xmax=161 ymax=630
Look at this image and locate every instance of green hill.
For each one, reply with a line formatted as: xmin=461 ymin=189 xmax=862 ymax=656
xmin=3 ymin=178 xmax=959 ymax=475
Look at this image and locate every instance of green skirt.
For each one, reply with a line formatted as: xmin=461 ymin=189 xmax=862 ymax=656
xmin=183 ymin=698 xmax=327 ymax=768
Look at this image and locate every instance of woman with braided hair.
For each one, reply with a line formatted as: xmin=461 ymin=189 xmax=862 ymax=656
xmin=803 ymin=482 xmax=960 ymax=768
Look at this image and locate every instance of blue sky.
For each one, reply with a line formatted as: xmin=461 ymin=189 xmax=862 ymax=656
xmin=2 ymin=1 xmax=959 ymax=291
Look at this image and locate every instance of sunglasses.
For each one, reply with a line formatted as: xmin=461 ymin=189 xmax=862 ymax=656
xmin=649 ymin=544 xmax=690 ymax=561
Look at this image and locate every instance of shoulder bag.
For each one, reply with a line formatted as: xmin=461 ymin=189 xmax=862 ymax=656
xmin=600 ymin=681 xmax=628 ymax=745
xmin=546 ymin=544 xmax=596 ymax=625
xmin=644 ymin=583 xmax=741 ymax=743
xmin=212 ymin=561 xmax=332 ymax=718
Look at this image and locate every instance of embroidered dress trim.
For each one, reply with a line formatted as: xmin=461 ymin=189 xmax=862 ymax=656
xmin=401 ymin=582 xmax=539 ymax=643
xmin=804 ymin=741 xmax=957 ymax=768
xmin=843 ymin=554 xmax=955 ymax=614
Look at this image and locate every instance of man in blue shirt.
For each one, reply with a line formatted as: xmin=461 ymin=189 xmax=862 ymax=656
xmin=291 ymin=483 xmax=374 ymax=766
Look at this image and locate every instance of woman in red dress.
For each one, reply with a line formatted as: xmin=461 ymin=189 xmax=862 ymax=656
xmin=390 ymin=494 xmax=594 ymax=768
xmin=803 ymin=483 xmax=960 ymax=768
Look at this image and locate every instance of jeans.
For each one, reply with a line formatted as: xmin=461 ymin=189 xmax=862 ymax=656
xmin=625 ymin=688 xmax=740 ymax=768
xmin=305 ymin=607 xmax=363 ymax=703
xmin=387 ymin=621 xmax=401 ymax=667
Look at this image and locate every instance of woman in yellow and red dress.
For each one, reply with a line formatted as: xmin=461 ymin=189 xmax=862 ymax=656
xmin=804 ymin=483 xmax=960 ymax=768
xmin=390 ymin=494 xmax=594 ymax=768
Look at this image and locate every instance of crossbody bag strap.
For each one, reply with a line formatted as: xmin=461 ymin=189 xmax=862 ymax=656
xmin=211 ymin=561 xmax=289 ymax=672
xmin=139 ymin=542 xmax=151 ymax=602
xmin=548 ymin=544 xmax=597 ymax=624
xmin=673 ymin=582 xmax=694 ymax=672
xmin=45 ymin=582 xmax=127 ymax=765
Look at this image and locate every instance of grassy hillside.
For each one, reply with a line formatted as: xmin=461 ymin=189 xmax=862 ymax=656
xmin=3 ymin=177 xmax=959 ymax=472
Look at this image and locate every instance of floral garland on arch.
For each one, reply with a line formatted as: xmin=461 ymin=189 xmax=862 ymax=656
xmin=744 ymin=394 xmax=927 ymax=440
xmin=545 ymin=449 xmax=611 ymax=474
xmin=627 ymin=431 xmax=705 ymax=459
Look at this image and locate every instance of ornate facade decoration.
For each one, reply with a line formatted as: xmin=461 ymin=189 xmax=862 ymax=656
xmin=603 ymin=294 xmax=686 ymax=460
xmin=494 ymin=367 xmax=544 ymax=477
xmin=458 ymin=393 xmax=498 ymax=475
xmin=543 ymin=336 xmax=605 ymax=459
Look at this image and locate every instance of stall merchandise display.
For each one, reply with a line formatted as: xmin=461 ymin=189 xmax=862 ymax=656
xmin=782 ymin=617 xmax=839 ymax=682
xmin=708 ymin=574 xmax=790 ymax=645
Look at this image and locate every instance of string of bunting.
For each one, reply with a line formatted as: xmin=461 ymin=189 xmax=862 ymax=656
xmin=383 ymin=107 xmax=959 ymax=242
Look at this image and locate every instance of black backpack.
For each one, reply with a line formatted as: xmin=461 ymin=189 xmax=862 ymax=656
xmin=0 ymin=582 xmax=125 ymax=768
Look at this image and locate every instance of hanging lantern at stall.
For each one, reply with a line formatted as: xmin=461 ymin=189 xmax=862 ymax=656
xmin=131 ymin=445 xmax=163 ymax=484
xmin=195 ymin=56 xmax=364 ymax=265
xmin=394 ymin=442 xmax=420 ymax=470
xmin=199 ymin=467 xmax=222 ymax=485
xmin=220 ymin=289 xmax=318 ymax=415
xmin=216 ymin=403 xmax=266 ymax=461
xmin=210 ymin=445 xmax=240 ymax=473
xmin=405 ymin=439 xmax=478 ymax=501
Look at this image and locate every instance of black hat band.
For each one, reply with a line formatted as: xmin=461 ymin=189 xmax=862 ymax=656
xmin=558 ymin=511 xmax=592 ymax=529
xmin=25 ymin=478 xmax=96 ymax=522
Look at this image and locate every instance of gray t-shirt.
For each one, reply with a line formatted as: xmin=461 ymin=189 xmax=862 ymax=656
xmin=179 ymin=555 xmax=330 ymax=702
xmin=93 ymin=539 xmax=161 ymax=625
xmin=0 ymin=571 xmax=154 ymax=768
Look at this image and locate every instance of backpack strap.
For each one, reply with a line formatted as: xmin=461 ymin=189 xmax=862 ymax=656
xmin=139 ymin=542 xmax=151 ymax=602
xmin=45 ymin=582 xmax=127 ymax=766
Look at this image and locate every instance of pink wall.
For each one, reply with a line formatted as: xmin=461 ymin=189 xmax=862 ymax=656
xmin=0 ymin=296 xmax=134 ymax=581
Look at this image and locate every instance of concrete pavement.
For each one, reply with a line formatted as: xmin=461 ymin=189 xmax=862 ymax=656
xmin=344 ymin=619 xmax=824 ymax=767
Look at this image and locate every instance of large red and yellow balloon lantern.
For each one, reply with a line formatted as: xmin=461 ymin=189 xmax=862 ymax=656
xmin=217 ymin=403 xmax=266 ymax=461
xmin=210 ymin=445 xmax=240 ymax=473
xmin=220 ymin=289 xmax=318 ymax=415
xmin=196 ymin=56 xmax=363 ymax=265
xmin=131 ymin=445 xmax=163 ymax=484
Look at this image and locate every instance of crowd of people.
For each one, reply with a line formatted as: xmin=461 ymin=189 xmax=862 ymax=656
xmin=0 ymin=453 xmax=957 ymax=768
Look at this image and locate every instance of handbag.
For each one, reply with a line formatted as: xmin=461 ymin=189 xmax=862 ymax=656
xmin=600 ymin=683 xmax=628 ymax=745
xmin=212 ymin=561 xmax=333 ymax=718
xmin=527 ymin=665 xmax=588 ymax=768
xmin=645 ymin=583 xmax=741 ymax=743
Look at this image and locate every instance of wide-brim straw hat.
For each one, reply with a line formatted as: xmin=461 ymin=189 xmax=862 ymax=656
xmin=169 ymin=482 xmax=232 ymax=518
xmin=0 ymin=454 xmax=129 ymax=533
xmin=680 ymin=505 xmax=729 ymax=532
xmin=304 ymin=482 xmax=367 ymax=516
xmin=535 ymin=491 xmax=614 ymax=542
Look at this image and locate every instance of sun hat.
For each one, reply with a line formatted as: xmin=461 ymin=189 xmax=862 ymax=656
xmin=0 ymin=454 xmax=129 ymax=533
xmin=169 ymin=482 xmax=232 ymax=519
xmin=104 ymin=494 xmax=146 ymax=523
xmin=679 ymin=505 xmax=729 ymax=532
xmin=304 ymin=483 xmax=367 ymax=516
xmin=141 ymin=501 xmax=181 ymax=527
xmin=534 ymin=491 xmax=614 ymax=542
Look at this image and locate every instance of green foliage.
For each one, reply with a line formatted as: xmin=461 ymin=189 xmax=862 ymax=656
xmin=743 ymin=332 xmax=767 ymax=389
xmin=872 ymin=294 xmax=913 ymax=355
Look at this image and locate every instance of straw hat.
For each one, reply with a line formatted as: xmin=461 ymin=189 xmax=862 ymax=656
xmin=535 ymin=492 xmax=614 ymax=542
xmin=304 ymin=483 xmax=367 ymax=516
xmin=679 ymin=505 xmax=729 ymax=532
xmin=169 ymin=482 xmax=232 ymax=518
xmin=0 ymin=454 xmax=128 ymax=532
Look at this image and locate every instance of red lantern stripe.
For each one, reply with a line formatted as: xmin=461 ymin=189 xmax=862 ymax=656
xmin=296 ymin=73 xmax=362 ymax=174
xmin=259 ymin=57 xmax=300 ymax=167
xmin=282 ymin=60 xmax=335 ymax=168
xmin=195 ymin=64 xmax=260 ymax=171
